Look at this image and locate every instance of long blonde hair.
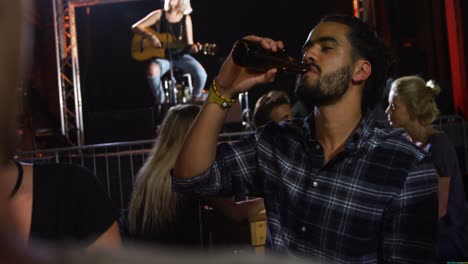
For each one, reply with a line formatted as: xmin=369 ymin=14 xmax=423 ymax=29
xmin=164 ymin=0 xmax=192 ymax=15
xmin=128 ymin=104 xmax=200 ymax=233
xmin=392 ymin=76 xmax=441 ymax=126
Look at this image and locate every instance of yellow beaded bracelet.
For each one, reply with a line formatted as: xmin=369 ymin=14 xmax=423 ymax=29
xmin=207 ymin=78 xmax=236 ymax=109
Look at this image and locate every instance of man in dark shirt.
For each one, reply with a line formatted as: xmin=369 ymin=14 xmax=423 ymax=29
xmin=173 ymin=15 xmax=438 ymax=262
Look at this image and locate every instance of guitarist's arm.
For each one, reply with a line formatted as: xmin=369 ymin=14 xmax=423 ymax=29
xmin=132 ymin=10 xmax=162 ymax=47
xmin=185 ymin=15 xmax=199 ymax=53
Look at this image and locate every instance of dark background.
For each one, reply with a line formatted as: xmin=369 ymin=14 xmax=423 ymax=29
xmin=26 ymin=0 xmax=468 ymax=145
xmin=73 ymin=0 xmax=352 ymax=113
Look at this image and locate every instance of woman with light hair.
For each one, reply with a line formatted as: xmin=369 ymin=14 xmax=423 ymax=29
xmin=132 ymin=0 xmax=207 ymax=104
xmin=128 ymin=104 xmax=264 ymax=245
xmin=386 ymin=75 xmax=468 ymax=260
xmin=163 ymin=0 xmax=192 ymax=14
xmin=128 ymin=104 xmax=202 ymax=245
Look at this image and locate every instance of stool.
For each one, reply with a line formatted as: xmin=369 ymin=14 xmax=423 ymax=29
xmin=161 ymin=68 xmax=193 ymax=104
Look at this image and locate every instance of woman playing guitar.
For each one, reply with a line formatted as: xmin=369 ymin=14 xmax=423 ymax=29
xmin=132 ymin=0 xmax=207 ymax=103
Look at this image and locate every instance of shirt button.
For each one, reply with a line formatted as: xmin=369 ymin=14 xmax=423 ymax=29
xmin=313 ymin=181 xmax=318 ymax=187
xmin=301 ymin=226 xmax=306 ymax=232
xmin=316 ymin=144 xmax=320 ymax=150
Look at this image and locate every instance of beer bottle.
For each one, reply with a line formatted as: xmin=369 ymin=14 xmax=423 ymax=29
xmin=231 ymin=39 xmax=310 ymax=74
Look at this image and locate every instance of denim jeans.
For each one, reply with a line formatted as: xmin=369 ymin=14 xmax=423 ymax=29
xmin=148 ymin=54 xmax=207 ymax=104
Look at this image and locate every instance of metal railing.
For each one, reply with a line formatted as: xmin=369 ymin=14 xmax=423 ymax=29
xmin=14 ymin=116 xmax=468 ymax=212
xmin=15 ymin=131 xmax=254 ymax=212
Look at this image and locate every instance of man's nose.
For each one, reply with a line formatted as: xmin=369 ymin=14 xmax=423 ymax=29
xmin=302 ymin=45 xmax=319 ymax=64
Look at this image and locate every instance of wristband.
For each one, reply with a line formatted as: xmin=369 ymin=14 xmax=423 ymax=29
xmin=207 ymin=78 xmax=236 ymax=109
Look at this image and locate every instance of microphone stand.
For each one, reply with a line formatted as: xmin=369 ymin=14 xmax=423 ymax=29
xmin=166 ymin=34 xmax=177 ymax=104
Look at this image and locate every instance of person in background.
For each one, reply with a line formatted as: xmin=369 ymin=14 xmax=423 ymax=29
xmin=253 ymin=90 xmax=293 ymax=127
xmin=128 ymin=104 xmax=264 ymax=245
xmin=249 ymin=90 xmax=293 ymax=215
xmin=386 ymin=75 xmax=468 ymax=260
xmin=132 ymin=0 xmax=207 ymax=104
xmin=128 ymin=104 xmax=203 ymax=245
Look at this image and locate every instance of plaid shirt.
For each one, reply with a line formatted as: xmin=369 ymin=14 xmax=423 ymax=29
xmin=173 ymin=112 xmax=438 ymax=263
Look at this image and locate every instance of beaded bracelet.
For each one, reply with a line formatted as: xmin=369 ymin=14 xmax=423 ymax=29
xmin=207 ymin=78 xmax=236 ymax=109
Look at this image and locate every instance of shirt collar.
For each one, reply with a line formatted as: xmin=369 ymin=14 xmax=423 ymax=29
xmin=302 ymin=110 xmax=376 ymax=152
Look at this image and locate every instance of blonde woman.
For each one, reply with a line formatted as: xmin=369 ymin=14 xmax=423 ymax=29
xmin=386 ymin=76 xmax=468 ymax=259
xmin=132 ymin=0 xmax=207 ymax=104
xmin=128 ymin=104 xmax=264 ymax=245
xmin=128 ymin=104 xmax=201 ymax=245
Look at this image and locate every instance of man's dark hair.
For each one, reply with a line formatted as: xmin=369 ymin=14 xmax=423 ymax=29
xmin=320 ymin=15 xmax=392 ymax=110
xmin=253 ymin=90 xmax=291 ymax=127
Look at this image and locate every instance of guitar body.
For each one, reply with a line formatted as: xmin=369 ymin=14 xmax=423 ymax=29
xmin=131 ymin=29 xmax=217 ymax=61
xmin=131 ymin=29 xmax=180 ymax=61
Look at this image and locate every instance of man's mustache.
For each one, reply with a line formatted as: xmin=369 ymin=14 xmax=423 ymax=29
xmin=308 ymin=62 xmax=321 ymax=74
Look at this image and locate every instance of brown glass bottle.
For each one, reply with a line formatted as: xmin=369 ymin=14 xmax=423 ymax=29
xmin=231 ymin=39 xmax=310 ymax=74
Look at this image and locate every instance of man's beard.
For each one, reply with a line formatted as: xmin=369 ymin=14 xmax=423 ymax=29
xmin=295 ymin=64 xmax=353 ymax=108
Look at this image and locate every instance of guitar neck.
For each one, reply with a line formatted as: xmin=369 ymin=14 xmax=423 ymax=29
xmin=164 ymin=42 xmax=190 ymax=50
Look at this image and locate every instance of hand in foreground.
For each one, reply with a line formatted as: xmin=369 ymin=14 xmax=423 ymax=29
xmin=216 ymin=35 xmax=283 ymax=98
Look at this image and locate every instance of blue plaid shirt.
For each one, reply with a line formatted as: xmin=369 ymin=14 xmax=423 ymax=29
xmin=173 ymin=112 xmax=438 ymax=263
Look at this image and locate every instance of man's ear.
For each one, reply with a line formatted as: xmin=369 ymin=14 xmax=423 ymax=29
xmin=352 ymin=59 xmax=371 ymax=84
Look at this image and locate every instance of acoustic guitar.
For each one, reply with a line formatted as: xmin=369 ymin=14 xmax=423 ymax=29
xmin=131 ymin=29 xmax=217 ymax=61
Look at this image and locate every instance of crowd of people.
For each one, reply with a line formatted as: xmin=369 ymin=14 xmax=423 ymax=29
xmin=1 ymin=0 xmax=468 ymax=263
